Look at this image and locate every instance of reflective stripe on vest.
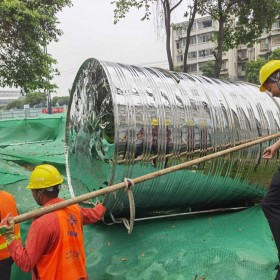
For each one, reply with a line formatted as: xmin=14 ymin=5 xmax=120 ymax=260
xmin=35 ymin=204 xmax=87 ymax=279
xmin=0 ymin=232 xmax=21 ymax=250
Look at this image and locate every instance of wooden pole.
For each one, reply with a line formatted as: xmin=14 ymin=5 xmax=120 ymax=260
xmin=13 ymin=132 xmax=280 ymax=224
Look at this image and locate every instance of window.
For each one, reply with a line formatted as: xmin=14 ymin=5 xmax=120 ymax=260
xmin=203 ymin=20 xmax=212 ymax=28
xmin=272 ymin=20 xmax=280 ymax=30
xmin=177 ymin=55 xmax=183 ymax=62
xmin=199 ymin=50 xmax=205 ymax=57
xmin=221 ymin=61 xmax=227 ymax=70
xmin=176 ymin=28 xmax=182 ymax=37
xmin=272 ymin=35 xmax=280 ymax=45
xmin=198 ymin=19 xmax=212 ymax=29
xmin=187 ymin=64 xmax=197 ymax=72
xmin=238 ymin=49 xmax=247 ymax=59
xmin=186 ymin=22 xmax=196 ymax=31
xmin=198 ymin=32 xmax=213 ymax=43
xmin=260 ymin=39 xmax=269 ymax=50
xmin=198 ymin=48 xmax=213 ymax=57
xmin=189 ymin=35 xmax=196 ymax=45
xmin=188 ymin=51 xmax=197 ymax=59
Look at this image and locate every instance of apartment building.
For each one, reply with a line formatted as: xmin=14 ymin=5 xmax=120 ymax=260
xmin=0 ymin=88 xmax=22 ymax=107
xmin=172 ymin=16 xmax=280 ymax=81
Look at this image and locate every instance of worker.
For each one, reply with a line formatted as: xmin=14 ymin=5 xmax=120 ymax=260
xmin=259 ymin=60 xmax=280 ymax=280
xmin=0 ymin=191 xmax=21 ymax=280
xmin=260 ymin=60 xmax=280 ymax=159
xmin=0 ymin=164 xmax=106 ymax=280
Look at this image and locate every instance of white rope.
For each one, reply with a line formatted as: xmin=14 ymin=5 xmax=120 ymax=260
xmin=106 ymin=178 xmax=135 ymax=234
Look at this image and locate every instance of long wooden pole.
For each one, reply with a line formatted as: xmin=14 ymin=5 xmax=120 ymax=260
xmin=13 ymin=132 xmax=280 ymax=224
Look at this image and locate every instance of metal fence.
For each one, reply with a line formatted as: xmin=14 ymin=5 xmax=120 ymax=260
xmin=0 ymin=108 xmax=44 ymax=119
xmin=0 ymin=107 xmax=67 ymax=120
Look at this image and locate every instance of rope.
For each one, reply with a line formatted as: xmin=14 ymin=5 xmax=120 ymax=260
xmin=13 ymin=132 xmax=280 ymax=225
xmin=107 ymin=178 xmax=135 ymax=234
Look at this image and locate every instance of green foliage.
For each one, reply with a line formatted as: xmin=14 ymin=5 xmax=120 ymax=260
xmin=111 ymin=0 xmax=155 ymax=23
xmin=245 ymin=48 xmax=280 ymax=84
xmin=51 ymin=95 xmax=69 ymax=106
xmin=174 ymin=65 xmax=183 ymax=72
xmin=25 ymin=91 xmax=47 ymax=107
xmin=52 ymin=96 xmax=59 ymax=106
xmin=111 ymin=0 xmax=183 ymax=71
xmin=245 ymin=58 xmax=266 ymax=84
xmin=223 ymin=0 xmax=280 ymax=50
xmin=0 ymin=0 xmax=72 ymax=92
xmin=200 ymin=61 xmax=215 ymax=78
xmin=219 ymin=74 xmax=229 ymax=80
xmin=4 ymin=91 xmax=47 ymax=109
xmin=199 ymin=0 xmax=280 ymax=51
xmin=198 ymin=0 xmax=280 ymax=78
xmin=268 ymin=48 xmax=280 ymax=60
xmin=3 ymin=91 xmax=70 ymax=111
xmin=5 ymin=99 xmax=24 ymax=110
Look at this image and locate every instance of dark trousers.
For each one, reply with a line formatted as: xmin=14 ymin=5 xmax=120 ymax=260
xmin=262 ymin=169 xmax=280 ymax=261
xmin=0 ymin=257 xmax=14 ymax=280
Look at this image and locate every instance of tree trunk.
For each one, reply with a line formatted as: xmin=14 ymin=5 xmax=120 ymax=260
xmin=183 ymin=0 xmax=198 ymax=73
xmin=163 ymin=0 xmax=174 ymax=71
xmin=213 ymin=3 xmax=226 ymax=79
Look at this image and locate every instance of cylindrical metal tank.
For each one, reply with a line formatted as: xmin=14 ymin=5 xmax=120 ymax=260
xmin=66 ymin=58 xmax=280 ymax=219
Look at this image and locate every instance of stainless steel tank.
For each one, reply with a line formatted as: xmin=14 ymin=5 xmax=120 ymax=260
xmin=65 ymin=58 xmax=280 ymax=219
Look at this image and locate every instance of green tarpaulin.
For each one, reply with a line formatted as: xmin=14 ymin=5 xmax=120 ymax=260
xmin=0 ymin=115 xmax=278 ymax=279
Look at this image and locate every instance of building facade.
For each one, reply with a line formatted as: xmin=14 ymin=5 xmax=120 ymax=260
xmin=172 ymin=16 xmax=280 ymax=81
xmin=0 ymin=88 xmax=22 ymax=107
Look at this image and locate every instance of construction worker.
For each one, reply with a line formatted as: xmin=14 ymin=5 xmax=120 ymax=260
xmin=0 ymin=191 xmax=21 ymax=280
xmin=260 ymin=61 xmax=280 ymax=159
xmin=0 ymin=164 xmax=106 ymax=280
xmin=259 ymin=60 xmax=280 ymax=280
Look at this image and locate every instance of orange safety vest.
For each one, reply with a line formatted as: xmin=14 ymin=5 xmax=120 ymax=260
xmin=0 ymin=191 xmax=21 ymax=261
xmin=35 ymin=204 xmax=87 ymax=280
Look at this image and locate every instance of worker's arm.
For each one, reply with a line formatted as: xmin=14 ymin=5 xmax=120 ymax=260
xmin=80 ymin=203 xmax=106 ymax=225
xmin=9 ymin=213 xmax=59 ymax=272
xmin=262 ymin=139 xmax=280 ymax=159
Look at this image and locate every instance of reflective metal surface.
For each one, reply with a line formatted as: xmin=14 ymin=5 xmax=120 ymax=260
xmin=66 ymin=58 xmax=280 ymax=218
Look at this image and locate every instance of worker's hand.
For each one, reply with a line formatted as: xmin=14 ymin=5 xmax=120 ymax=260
xmin=0 ymin=213 xmax=16 ymax=245
xmin=262 ymin=145 xmax=278 ymax=159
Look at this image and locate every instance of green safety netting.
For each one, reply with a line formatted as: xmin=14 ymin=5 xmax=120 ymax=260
xmin=0 ymin=114 xmax=66 ymax=165
xmin=9 ymin=205 xmax=280 ymax=280
xmin=0 ymin=115 xmax=278 ymax=279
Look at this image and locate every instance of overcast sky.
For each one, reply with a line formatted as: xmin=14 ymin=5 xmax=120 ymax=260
xmin=48 ymin=0 xmax=187 ymax=96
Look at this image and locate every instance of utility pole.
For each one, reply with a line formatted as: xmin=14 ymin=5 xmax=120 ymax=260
xmin=47 ymin=89 xmax=52 ymax=114
xmin=44 ymin=45 xmax=52 ymax=114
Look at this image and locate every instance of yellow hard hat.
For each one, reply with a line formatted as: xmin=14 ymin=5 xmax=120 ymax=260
xmin=26 ymin=164 xmax=63 ymax=189
xmin=259 ymin=60 xmax=280 ymax=92
xmin=165 ymin=119 xmax=170 ymax=126
xmin=152 ymin=118 xmax=158 ymax=126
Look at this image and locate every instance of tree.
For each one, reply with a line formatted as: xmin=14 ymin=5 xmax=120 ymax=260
xmin=112 ymin=0 xmax=183 ymax=71
xmin=198 ymin=0 xmax=280 ymax=78
xmin=0 ymin=0 xmax=72 ymax=93
xmin=5 ymin=99 xmax=24 ymax=110
xmin=52 ymin=95 xmax=69 ymax=106
xmin=182 ymin=0 xmax=198 ymax=73
xmin=200 ymin=61 xmax=215 ymax=78
xmin=245 ymin=58 xmax=266 ymax=85
xmin=4 ymin=91 xmax=49 ymax=109
xmin=52 ymin=96 xmax=59 ymax=106
xmin=268 ymin=48 xmax=280 ymax=61
xmin=245 ymin=48 xmax=280 ymax=84
xmin=25 ymin=91 xmax=47 ymax=107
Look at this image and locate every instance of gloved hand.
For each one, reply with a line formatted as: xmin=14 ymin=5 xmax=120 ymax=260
xmin=0 ymin=213 xmax=16 ymax=245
